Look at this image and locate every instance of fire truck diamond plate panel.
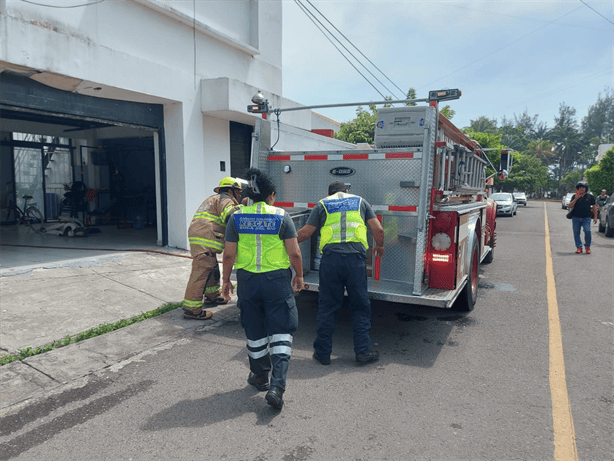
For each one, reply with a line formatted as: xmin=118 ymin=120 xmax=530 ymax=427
xmin=268 ymin=157 xmax=424 ymax=207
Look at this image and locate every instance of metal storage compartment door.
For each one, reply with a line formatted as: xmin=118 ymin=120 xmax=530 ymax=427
xmin=375 ymin=106 xmax=429 ymax=149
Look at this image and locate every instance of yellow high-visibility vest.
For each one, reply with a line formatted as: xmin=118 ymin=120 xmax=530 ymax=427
xmin=233 ymin=202 xmax=290 ymax=273
xmin=319 ymin=192 xmax=368 ymax=252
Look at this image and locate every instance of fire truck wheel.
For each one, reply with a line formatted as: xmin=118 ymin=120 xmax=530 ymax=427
xmin=483 ymin=236 xmax=494 ymax=264
xmin=452 ymin=235 xmax=479 ymax=312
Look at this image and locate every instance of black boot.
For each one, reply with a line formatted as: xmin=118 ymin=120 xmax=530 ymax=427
xmin=247 ymin=372 xmax=270 ymax=391
xmin=265 ymin=386 xmax=284 ymax=409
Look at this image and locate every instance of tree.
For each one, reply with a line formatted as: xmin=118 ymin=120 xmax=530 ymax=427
xmin=335 ymin=105 xmax=377 ymax=144
xmin=468 ymin=116 xmax=497 ymax=133
xmin=585 ymin=147 xmax=614 ymax=194
xmin=504 ymin=152 xmax=550 ymax=195
xmin=547 ymin=103 xmax=583 ymax=186
xmin=581 ymin=89 xmax=614 ymax=144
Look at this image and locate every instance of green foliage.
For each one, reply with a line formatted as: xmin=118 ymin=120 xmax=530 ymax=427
xmin=335 ymin=105 xmax=377 ymax=144
xmin=561 ymin=170 xmax=583 ymax=192
xmin=440 ymin=106 xmax=455 ymax=120
xmin=504 ymin=152 xmax=550 ymax=194
xmin=581 ymin=88 xmax=614 ymax=144
xmin=586 ymin=147 xmax=614 ymax=194
xmin=0 ymin=302 xmax=182 ymax=366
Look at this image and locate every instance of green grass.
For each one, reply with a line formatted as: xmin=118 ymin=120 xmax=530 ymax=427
xmin=0 ymin=302 xmax=182 ymax=366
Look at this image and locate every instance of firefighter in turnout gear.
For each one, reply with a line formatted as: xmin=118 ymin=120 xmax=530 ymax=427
xmin=182 ymin=177 xmax=244 ymax=320
xmin=297 ymin=181 xmax=385 ymax=365
xmin=222 ymin=168 xmax=304 ymax=410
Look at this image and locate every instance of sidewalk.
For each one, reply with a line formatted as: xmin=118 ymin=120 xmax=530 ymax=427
xmin=0 ymin=250 xmax=239 ymax=416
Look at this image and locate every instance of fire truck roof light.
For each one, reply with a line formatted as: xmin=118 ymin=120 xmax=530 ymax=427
xmin=428 ymin=89 xmax=461 ymax=102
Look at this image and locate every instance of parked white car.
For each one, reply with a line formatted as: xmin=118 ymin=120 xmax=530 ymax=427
xmin=492 ymin=192 xmax=518 ymax=217
xmin=562 ymin=193 xmax=575 ymax=209
xmin=512 ymin=192 xmax=527 ymax=206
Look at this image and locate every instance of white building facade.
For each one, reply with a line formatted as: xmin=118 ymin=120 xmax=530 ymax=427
xmin=0 ymin=0 xmax=343 ymax=249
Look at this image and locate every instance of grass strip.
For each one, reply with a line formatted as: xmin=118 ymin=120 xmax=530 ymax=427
xmin=0 ymin=302 xmax=182 ymax=366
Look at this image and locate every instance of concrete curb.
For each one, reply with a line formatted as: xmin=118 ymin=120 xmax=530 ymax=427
xmin=0 ymin=301 xmax=240 ymax=417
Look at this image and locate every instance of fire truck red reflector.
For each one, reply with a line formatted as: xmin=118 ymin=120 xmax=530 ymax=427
xmin=269 ymin=155 xmax=290 ymax=161
xmin=275 ymin=202 xmax=294 ymax=208
xmin=308 ymin=203 xmax=316 ymax=208
xmin=343 ymin=154 xmax=369 ymax=160
xmin=389 ymin=206 xmax=417 ymax=212
xmin=385 ymin=152 xmax=414 ymax=159
xmin=305 ymin=155 xmax=328 ymax=160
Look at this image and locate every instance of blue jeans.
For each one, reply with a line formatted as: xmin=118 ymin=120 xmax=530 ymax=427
xmin=315 ymin=252 xmax=373 ymax=359
xmin=572 ymin=216 xmax=592 ymax=248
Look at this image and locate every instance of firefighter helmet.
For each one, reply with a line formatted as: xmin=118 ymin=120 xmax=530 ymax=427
xmin=214 ymin=177 xmax=244 ymax=193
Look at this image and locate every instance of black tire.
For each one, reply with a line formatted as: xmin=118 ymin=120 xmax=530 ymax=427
xmin=483 ymin=236 xmax=494 ymax=264
xmin=452 ymin=235 xmax=479 ymax=312
xmin=24 ymin=206 xmax=45 ymax=233
xmin=606 ymin=219 xmax=614 ymax=238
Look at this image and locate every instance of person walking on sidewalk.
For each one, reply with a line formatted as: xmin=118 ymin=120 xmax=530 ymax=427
xmin=568 ymin=181 xmax=598 ymax=254
xmin=222 ymin=168 xmax=303 ymax=410
xmin=297 ymin=181 xmax=385 ymax=365
xmin=182 ymin=177 xmax=244 ymax=320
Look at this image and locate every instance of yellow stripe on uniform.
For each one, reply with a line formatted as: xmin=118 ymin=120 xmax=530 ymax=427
xmin=544 ymin=204 xmax=578 ymax=461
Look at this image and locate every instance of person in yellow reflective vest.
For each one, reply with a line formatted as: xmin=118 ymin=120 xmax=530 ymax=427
xmin=222 ymin=168 xmax=303 ymax=410
xmin=297 ymin=181 xmax=384 ymax=365
xmin=181 ymin=177 xmax=244 ymax=320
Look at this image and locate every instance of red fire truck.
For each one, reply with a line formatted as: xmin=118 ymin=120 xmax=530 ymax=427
xmin=248 ymin=89 xmax=497 ymax=311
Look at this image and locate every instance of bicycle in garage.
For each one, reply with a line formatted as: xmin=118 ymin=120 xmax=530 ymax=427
xmin=1 ymin=195 xmax=46 ymax=233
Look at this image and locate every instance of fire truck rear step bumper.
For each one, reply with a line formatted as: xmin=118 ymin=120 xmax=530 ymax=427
xmin=302 ymin=272 xmax=467 ymax=308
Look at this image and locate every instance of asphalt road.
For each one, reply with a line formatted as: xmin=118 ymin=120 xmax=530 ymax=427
xmin=1 ymin=201 xmax=612 ymax=461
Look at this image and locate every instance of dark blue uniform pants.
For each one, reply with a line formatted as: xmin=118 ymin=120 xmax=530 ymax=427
xmin=314 ymin=252 xmax=373 ymax=361
xmin=237 ymin=268 xmax=298 ymax=390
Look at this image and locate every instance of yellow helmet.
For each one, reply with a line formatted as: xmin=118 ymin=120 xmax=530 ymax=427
xmin=214 ymin=177 xmax=244 ymax=193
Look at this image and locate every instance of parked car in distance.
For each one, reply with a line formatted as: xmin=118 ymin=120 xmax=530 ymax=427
xmin=491 ymin=192 xmax=518 ymax=216
xmin=513 ymin=192 xmax=527 ymax=206
xmin=598 ymin=195 xmax=614 ymax=237
xmin=562 ymin=192 xmax=575 ymax=209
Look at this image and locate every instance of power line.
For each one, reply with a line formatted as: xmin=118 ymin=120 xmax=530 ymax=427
xmin=294 ymin=0 xmax=404 ymax=101
xmin=302 ymin=0 xmax=407 ymax=98
xmin=20 ymin=0 xmax=105 ymax=8
xmin=418 ymin=5 xmax=584 ymax=90
xmin=497 ymin=69 xmax=612 ymax=115
xmin=446 ymin=2 xmax=610 ymax=30
xmin=579 ymin=0 xmax=614 ymax=26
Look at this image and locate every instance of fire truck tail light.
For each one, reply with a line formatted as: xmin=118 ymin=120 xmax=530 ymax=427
xmin=432 ymin=253 xmax=450 ymax=263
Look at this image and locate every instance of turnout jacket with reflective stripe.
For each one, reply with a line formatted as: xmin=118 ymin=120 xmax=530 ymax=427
xmin=188 ymin=193 xmax=240 ymax=256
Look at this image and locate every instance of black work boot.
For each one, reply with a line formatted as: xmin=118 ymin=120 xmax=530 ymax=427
xmin=247 ymin=372 xmax=270 ymax=391
xmin=355 ymin=350 xmax=379 ymax=363
xmin=265 ymin=386 xmax=284 ymax=410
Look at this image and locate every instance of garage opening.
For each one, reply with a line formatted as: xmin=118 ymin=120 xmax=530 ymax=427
xmin=0 ymin=72 xmax=167 ymax=262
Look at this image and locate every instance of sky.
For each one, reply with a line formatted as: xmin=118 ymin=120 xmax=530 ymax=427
xmin=281 ymin=0 xmax=613 ymax=131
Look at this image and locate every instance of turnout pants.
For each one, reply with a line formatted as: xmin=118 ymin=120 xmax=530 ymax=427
xmin=182 ymin=252 xmax=221 ymax=311
xmin=315 ymin=252 xmax=373 ymax=360
xmin=237 ymin=268 xmax=298 ymax=390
